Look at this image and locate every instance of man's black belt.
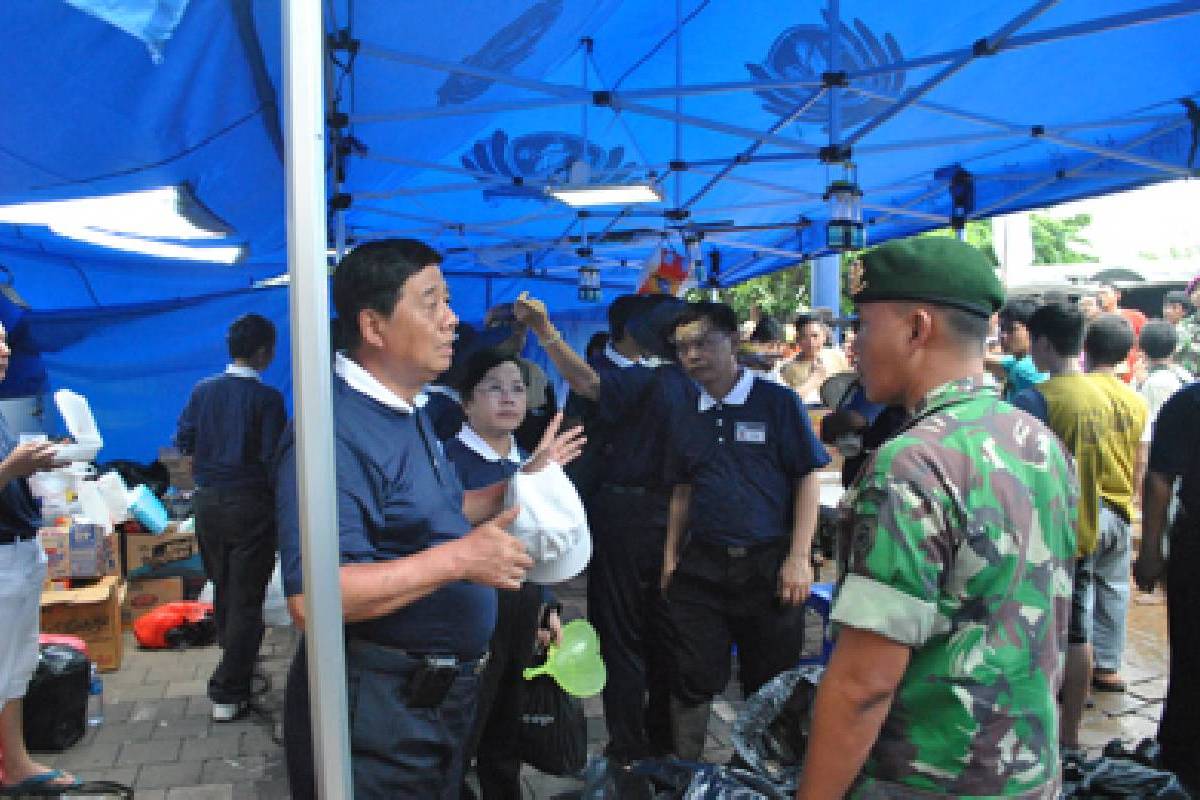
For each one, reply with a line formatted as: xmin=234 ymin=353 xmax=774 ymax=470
xmin=598 ymin=483 xmax=664 ymax=497
xmin=0 ymin=532 xmax=37 ymax=545
xmin=345 ymin=637 xmax=489 ymax=676
xmin=689 ymin=538 xmax=784 ymax=559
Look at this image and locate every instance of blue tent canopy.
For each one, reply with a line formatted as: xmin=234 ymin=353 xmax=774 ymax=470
xmin=3 ymin=0 xmax=1199 ymax=457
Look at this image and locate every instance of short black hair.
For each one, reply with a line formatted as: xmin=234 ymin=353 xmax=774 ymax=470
xmin=332 ymin=239 xmax=442 ymax=349
xmin=749 ymin=316 xmax=784 ymax=343
xmin=793 ymin=313 xmax=821 ymax=331
xmin=999 ymin=297 xmax=1040 ymax=329
xmin=1164 ymin=290 xmax=1189 ymax=308
xmin=934 ymin=306 xmax=991 ymax=349
xmin=1139 ymin=320 xmax=1178 ymax=360
xmin=454 ymin=348 xmax=523 ymax=402
xmin=670 ymin=302 xmax=738 ymax=338
xmin=1027 ymin=302 xmax=1086 ymax=357
xmin=227 ymin=313 xmax=276 ymax=360
xmin=585 ymin=332 xmax=609 ymax=361
xmin=1084 ymin=313 xmax=1135 ymax=367
xmin=607 ymin=294 xmax=642 ymax=341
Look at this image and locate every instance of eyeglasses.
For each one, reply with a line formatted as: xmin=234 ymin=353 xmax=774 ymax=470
xmin=670 ymin=331 xmax=728 ymax=355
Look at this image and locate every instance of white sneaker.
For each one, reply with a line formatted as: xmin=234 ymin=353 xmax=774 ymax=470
xmin=211 ymin=701 xmax=245 ymax=722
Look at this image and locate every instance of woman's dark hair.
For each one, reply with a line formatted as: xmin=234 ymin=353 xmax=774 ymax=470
xmin=1084 ymin=313 xmax=1135 ymax=367
xmin=454 ymin=348 xmax=524 ymax=402
xmin=1139 ymin=320 xmax=1178 ymax=360
xmin=1026 ymin=302 xmax=1086 ymax=358
xmin=227 ymin=313 xmax=276 ymax=360
xmin=332 ymin=239 xmax=442 ymax=349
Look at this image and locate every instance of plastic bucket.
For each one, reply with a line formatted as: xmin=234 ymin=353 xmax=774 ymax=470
xmin=128 ymin=484 xmax=169 ymax=533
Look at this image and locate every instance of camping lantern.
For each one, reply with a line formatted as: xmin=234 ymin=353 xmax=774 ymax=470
xmin=578 ymin=263 xmax=600 ymax=302
xmin=825 ymin=162 xmax=865 ymax=252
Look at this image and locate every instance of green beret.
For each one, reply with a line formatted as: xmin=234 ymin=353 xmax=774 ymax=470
xmin=850 ymin=237 xmax=1004 ymax=317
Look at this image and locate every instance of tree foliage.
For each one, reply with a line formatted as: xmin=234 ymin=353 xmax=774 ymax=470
xmin=1030 ymin=213 xmax=1098 ymax=264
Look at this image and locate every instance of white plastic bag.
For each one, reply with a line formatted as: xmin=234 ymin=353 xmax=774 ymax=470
xmin=504 ymin=463 xmax=591 ymax=584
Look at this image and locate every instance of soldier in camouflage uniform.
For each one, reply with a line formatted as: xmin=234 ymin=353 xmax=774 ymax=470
xmin=797 ymin=238 xmax=1078 ymax=800
xmin=1173 ymin=275 xmax=1200 ymax=375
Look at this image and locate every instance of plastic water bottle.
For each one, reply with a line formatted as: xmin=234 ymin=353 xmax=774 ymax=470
xmin=87 ymin=663 xmax=104 ymax=726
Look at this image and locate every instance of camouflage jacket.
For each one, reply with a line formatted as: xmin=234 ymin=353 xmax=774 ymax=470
xmin=1174 ymin=313 xmax=1200 ymax=375
xmin=832 ymin=377 xmax=1078 ymax=799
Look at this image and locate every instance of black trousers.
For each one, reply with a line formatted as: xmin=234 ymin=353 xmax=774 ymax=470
xmin=663 ymin=539 xmax=804 ymax=704
xmin=465 ymin=582 xmax=544 ymax=800
xmin=285 ymin=637 xmax=482 ymax=800
xmin=586 ymin=487 xmax=674 ymax=761
xmin=1160 ymin=510 xmax=1199 ymax=793
xmin=193 ymin=486 xmax=276 ymax=704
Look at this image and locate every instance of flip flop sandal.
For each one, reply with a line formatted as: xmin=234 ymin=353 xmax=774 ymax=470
xmin=3 ymin=768 xmax=83 ymax=791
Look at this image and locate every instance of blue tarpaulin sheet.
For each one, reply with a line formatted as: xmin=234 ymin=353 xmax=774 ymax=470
xmin=2 ymin=1 xmax=1198 ymax=458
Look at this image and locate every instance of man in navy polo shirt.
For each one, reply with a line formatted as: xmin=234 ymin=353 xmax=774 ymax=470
xmin=176 ymin=313 xmax=287 ymax=722
xmin=516 ymin=292 xmax=694 ymax=769
xmin=277 ymin=239 xmax=580 ymax=800
xmin=660 ymin=302 xmax=828 ymax=760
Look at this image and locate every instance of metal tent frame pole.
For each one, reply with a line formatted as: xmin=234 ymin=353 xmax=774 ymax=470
xmin=281 ymin=2 xmax=353 ymax=798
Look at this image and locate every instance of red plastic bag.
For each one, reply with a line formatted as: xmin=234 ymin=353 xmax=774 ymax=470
xmin=132 ymin=601 xmax=215 ymax=649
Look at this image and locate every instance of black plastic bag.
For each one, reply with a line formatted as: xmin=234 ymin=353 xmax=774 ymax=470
xmin=518 ymin=674 xmax=587 ymax=777
xmin=1062 ymin=742 xmax=1192 ymax=799
xmin=22 ymin=644 xmax=88 ymax=752
xmin=730 ymin=665 xmax=824 ymax=792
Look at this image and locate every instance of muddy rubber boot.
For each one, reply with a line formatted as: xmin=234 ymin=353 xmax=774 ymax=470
xmin=670 ymin=697 xmax=711 ymax=761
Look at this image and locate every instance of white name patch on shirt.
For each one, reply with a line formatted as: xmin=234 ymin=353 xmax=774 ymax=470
xmin=735 ymin=421 xmax=767 ymax=444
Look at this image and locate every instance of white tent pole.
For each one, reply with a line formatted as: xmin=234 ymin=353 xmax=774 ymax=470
xmin=281 ymin=2 xmax=354 ymax=799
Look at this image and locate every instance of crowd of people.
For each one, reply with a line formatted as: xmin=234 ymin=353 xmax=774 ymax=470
xmin=7 ymin=235 xmax=1198 ymax=796
xmin=216 ymin=240 xmax=1200 ymax=798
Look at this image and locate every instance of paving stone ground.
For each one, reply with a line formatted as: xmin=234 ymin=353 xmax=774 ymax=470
xmin=33 ymin=578 xmax=1170 ymax=798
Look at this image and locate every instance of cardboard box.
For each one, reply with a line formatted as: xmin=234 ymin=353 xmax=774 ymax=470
xmin=122 ymin=576 xmax=184 ymax=628
xmin=38 ymin=526 xmax=69 ymax=580
xmin=39 ymin=524 xmax=117 ymax=579
xmin=124 ymin=526 xmax=204 ymax=580
xmin=68 ymin=522 xmax=118 ymax=578
xmin=40 ymin=575 xmax=124 ymax=672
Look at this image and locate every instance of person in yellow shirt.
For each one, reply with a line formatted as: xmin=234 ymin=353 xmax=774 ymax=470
xmin=1012 ymin=306 xmax=1147 ymax=753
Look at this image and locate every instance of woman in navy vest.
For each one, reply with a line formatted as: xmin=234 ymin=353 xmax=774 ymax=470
xmin=444 ymin=349 xmax=560 ymax=800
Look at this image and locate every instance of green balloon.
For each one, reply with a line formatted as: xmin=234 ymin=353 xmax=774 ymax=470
xmin=523 ymin=619 xmax=607 ymax=697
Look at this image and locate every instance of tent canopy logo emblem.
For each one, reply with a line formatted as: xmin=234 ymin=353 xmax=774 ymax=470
xmin=461 ymin=130 xmax=639 ymax=201
xmin=436 ymin=0 xmax=565 ymax=106
xmin=746 ymin=13 xmax=906 ymax=129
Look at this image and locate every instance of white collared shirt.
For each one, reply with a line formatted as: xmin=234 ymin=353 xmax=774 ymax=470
xmin=225 ymin=363 xmax=261 ymax=380
xmin=604 ymin=342 xmax=636 ymax=369
xmin=455 ymin=425 xmax=523 ymax=465
xmin=334 ymin=352 xmax=428 ymax=414
xmin=697 ymin=369 xmax=756 ymax=412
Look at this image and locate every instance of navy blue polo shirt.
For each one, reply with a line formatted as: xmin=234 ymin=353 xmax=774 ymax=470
xmin=665 ymin=370 xmax=830 ymax=547
xmin=595 ymin=361 xmax=697 ymax=490
xmin=0 ymin=412 xmax=41 ymax=541
xmin=277 ymin=360 xmax=495 ymax=659
xmin=442 ymin=427 xmax=526 ymax=490
xmin=175 ymin=367 xmax=287 ymax=491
